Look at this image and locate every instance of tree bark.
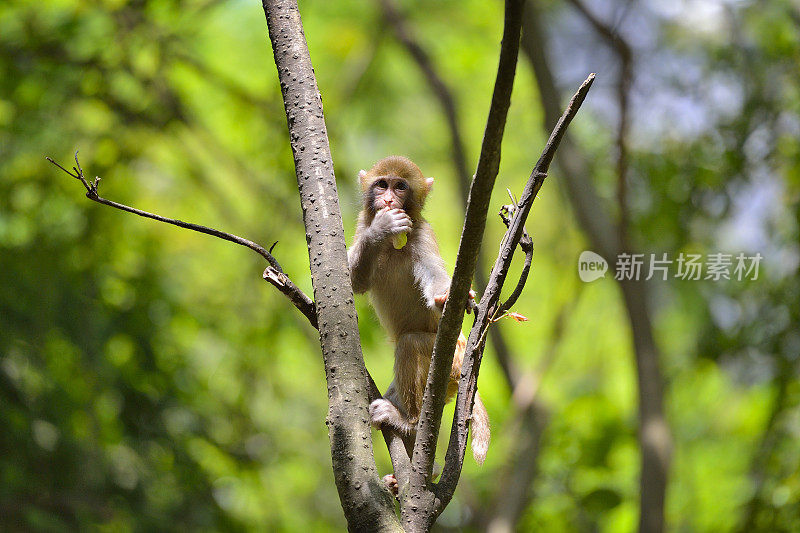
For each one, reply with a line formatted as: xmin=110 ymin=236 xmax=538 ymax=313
xmin=437 ymin=74 xmax=595 ymax=510
xmin=262 ymin=1 xmax=401 ymax=530
xmin=401 ymin=2 xmax=525 ymax=530
xmin=521 ymin=3 xmax=672 ymax=532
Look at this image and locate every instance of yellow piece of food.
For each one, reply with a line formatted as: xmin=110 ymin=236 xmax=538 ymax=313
xmin=393 ymin=233 xmax=408 ymax=249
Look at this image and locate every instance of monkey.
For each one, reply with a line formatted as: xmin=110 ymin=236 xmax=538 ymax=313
xmin=347 ymin=155 xmax=490 ymax=466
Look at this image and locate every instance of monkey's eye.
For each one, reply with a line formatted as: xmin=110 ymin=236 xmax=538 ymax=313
xmin=376 ymin=179 xmax=388 ymax=189
xmin=396 ymin=181 xmax=408 ymax=191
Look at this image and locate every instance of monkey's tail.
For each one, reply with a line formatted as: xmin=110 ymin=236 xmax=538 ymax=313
xmin=471 ymin=391 xmax=491 ymax=466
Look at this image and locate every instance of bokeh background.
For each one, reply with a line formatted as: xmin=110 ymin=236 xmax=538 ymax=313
xmin=1 ymin=0 xmax=798 ymax=531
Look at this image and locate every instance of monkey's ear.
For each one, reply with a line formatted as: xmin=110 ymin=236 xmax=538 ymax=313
xmin=359 ymin=169 xmax=368 ymax=190
xmin=425 ymin=177 xmax=434 ymax=192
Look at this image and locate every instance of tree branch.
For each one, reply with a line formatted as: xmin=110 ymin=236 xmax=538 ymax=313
xmin=436 ymin=74 xmax=595 ymax=509
xmin=402 ymin=1 xmax=525 ymax=528
xmin=521 ymin=5 xmax=671 ymax=532
xmin=46 ymin=153 xmax=318 ymax=328
xmin=378 ymin=0 xmax=529 ymax=479
xmin=565 ymin=0 xmax=634 ymax=245
xmin=366 ymin=371 xmax=413 ymax=494
xmin=496 ymin=192 xmax=534 ymax=315
xmin=261 ymin=1 xmax=401 ymax=530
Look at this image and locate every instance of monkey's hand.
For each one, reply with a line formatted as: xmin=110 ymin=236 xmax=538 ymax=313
xmin=369 ymin=208 xmax=412 ymax=244
xmin=434 ymin=288 xmax=477 ymax=314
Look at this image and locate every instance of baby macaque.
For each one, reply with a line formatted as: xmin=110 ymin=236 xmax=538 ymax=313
xmin=348 ymin=155 xmax=490 ymax=465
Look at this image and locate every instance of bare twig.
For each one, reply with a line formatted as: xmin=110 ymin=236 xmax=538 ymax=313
xmin=48 ymin=153 xmax=279 ymax=266
xmin=496 ymin=190 xmax=533 ymax=314
xmin=436 ymin=74 xmax=596 ymax=510
xmin=366 ymin=372 xmax=413 ymax=493
xmin=46 ymin=153 xmax=318 ymax=328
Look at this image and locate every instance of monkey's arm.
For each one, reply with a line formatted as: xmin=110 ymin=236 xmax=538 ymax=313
xmin=413 ymin=223 xmax=477 ymax=314
xmin=348 ymin=226 xmax=378 ymax=294
xmin=416 ymin=262 xmax=451 ymax=313
xmin=412 ymin=225 xmax=452 ymax=313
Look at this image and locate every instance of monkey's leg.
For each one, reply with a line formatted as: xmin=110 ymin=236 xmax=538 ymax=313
xmin=369 ymin=332 xmax=436 ymax=435
xmin=394 ymin=332 xmax=437 ymax=424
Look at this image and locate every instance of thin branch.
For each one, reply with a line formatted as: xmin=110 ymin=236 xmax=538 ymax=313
xmin=404 ymin=1 xmax=526 ymax=528
xmin=47 ymin=153 xmax=317 ymax=328
xmin=378 ymin=0 xmax=528 ymax=484
xmin=496 ymin=190 xmax=533 ymax=315
xmin=382 ymin=430 xmax=412 ymax=497
xmin=520 ymin=6 xmax=671 ymax=533
xmin=48 ymin=153 xmax=280 ymax=266
xmin=436 ymin=74 xmax=595 ymax=509
xmin=565 ymin=0 xmax=634 ymax=245
xmin=366 ymin=371 xmax=413 ymax=492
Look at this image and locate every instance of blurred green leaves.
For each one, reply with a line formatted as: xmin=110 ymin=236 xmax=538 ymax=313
xmin=1 ymin=0 xmax=799 ymax=531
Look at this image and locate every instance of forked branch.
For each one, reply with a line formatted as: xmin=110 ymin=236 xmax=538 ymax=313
xmin=436 ymin=73 xmax=596 ymax=509
xmin=406 ymin=3 xmax=527 ymax=527
xmin=496 ymin=189 xmax=534 ymax=315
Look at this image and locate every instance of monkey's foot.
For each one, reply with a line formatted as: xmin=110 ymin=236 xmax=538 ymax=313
xmin=382 ymin=474 xmax=399 ymax=499
xmin=369 ymin=399 xmax=400 ymax=428
xmin=435 ymin=289 xmax=477 ymax=313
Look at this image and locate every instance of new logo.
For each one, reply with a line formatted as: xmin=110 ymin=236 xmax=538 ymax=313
xmin=578 ymin=251 xmax=608 ymax=282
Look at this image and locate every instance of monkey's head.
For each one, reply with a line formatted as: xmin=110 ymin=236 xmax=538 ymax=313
xmin=359 ymin=156 xmax=434 ymax=219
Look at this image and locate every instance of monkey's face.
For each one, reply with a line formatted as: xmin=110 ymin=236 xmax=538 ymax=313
xmin=369 ymin=176 xmax=411 ymax=213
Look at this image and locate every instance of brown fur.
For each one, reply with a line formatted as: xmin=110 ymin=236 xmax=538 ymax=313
xmin=359 ymin=155 xmax=431 ymax=221
xmin=349 ymin=156 xmax=490 ymax=465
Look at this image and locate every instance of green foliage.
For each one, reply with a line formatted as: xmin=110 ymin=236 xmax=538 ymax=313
xmin=1 ymin=0 xmax=798 ymax=531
